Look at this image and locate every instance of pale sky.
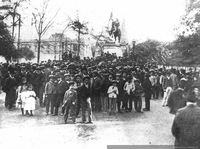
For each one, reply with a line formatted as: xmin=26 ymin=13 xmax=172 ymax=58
xmin=13 ymin=0 xmax=186 ymax=43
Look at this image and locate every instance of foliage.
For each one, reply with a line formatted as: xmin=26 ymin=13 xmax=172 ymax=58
xmin=69 ymin=18 xmax=88 ymax=35
xmin=132 ymin=39 xmax=169 ymax=64
xmin=172 ymin=0 xmax=200 ymax=65
xmin=0 ymin=21 xmax=16 ymax=62
xmin=15 ymin=46 xmax=35 ymax=61
xmin=171 ymin=33 xmax=200 ymax=65
xmin=68 ymin=15 xmax=89 ymax=56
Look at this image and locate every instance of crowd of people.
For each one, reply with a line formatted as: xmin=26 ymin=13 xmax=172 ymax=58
xmin=0 ymin=53 xmax=199 ymax=126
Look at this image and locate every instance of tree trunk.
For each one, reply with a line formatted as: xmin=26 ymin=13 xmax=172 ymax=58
xmin=37 ymin=35 xmax=41 ymax=63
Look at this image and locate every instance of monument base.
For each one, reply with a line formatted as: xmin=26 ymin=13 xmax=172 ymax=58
xmin=103 ymin=42 xmax=126 ymax=57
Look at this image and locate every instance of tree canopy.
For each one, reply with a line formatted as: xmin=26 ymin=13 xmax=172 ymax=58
xmin=171 ymin=0 xmax=200 ymax=66
xmin=132 ymin=39 xmax=170 ymax=65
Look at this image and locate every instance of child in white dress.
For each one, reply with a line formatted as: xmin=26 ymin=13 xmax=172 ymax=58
xmin=23 ymin=84 xmax=37 ymax=116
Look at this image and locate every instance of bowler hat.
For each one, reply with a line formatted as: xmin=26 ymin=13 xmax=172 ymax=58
xmin=83 ymin=75 xmax=90 ymax=81
xmin=49 ymin=75 xmax=55 ymax=79
xmin=74 ymin=74 xmax=81 ymax=79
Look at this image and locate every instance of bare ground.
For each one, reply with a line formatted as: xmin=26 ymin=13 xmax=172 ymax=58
xmin=0 ymin=92 xmax=174 ymax=149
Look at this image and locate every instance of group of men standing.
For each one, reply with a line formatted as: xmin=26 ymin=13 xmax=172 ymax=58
xmin=1 ymin=56 xmax=200 ymax=147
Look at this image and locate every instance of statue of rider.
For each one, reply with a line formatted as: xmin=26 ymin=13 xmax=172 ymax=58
xmin=109 ymin=18 xmax=121 ymax=43
xmin=110 ymin=18 xmax=120 ymax=36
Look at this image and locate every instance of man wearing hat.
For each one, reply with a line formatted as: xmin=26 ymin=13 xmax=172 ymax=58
xmin=192 ymin=79 xmax=200 ymax=107
xmin=53 ymin=74 xmax=67 ymax=116
xmin=172 ymin=91 xmax=200 ymax=147
xmin=62 ymin=81 xmax=77 ymax=124
xmin=80 ymin=67 xmax=88 ymax=77
xmin=79 ymin=75 xmax=93 ymax=123
xmin=32 ymin=67 xmax=45 ymax=107
xmin=149 ymin=71 xmax=157 ymax=100
xmin=100 ymin=72 xmax=110 ymax=113
xmin=107 ymin=80 xmax=119 ymax=115
xmin=116 ymin=73 xmax=124 ymax=113
xmin=133 ymin=79 xmax=143 ymax=112
xmin=3 ymin=69 xmax=18 ymax=110
xmin=91 ymin=70 xmax=102 ymax=112
xmin=167 ymin=80 xmax=187 ymax=115
xmin=60 ymin=73 xmax=71 ymax=115
xmin=143 ymin=73 xmax=152 ymax=111
xmin=44 ymin=75 xmax=56 ymax=115
xmin=123 ymin=75 xmax=135 ymax=112
xmin=170 ymin=69 xmax=179 ymax=91
xmin=73 ymin=74 xmax=83 ymax=117
xmin=162 ymin=71 xmax=173 ymax=107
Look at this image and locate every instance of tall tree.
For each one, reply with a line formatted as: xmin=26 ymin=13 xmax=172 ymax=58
xmin=31 ymin=0 xmax=60 ymax=63
xmin=68 ymin=15 xmax=88 ymax=56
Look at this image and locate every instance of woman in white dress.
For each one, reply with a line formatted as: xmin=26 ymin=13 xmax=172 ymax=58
xmin=24 ymin=84 xmax=37 ymax=116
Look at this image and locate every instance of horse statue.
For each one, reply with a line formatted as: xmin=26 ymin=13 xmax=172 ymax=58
xmin=109 ymin=18 xmax=121 ymax=43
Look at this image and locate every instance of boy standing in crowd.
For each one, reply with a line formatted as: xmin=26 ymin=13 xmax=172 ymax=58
xmin=107 ymin=80 xmax=119 ymax=115
xmin=44 ymin=75 xmax=56 ymax=115
xmin=62 ymin=81 xmax=77 ymax=124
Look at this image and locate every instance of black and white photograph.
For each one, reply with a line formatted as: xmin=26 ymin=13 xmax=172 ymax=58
xmin=0 ymin=0 xmax=200 ymax=149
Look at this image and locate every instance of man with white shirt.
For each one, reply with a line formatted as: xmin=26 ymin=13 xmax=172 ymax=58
xmin=123 ymin=75 xmax=135 ymax=112
xmin=107 ymin=80 xmax=119 ymax=115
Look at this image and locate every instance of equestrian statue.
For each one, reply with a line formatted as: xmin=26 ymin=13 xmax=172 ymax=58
xmin=108 ymin=18 xmax=121 ymax=44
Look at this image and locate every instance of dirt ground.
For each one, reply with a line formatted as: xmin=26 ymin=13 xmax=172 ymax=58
xmin=0 ymin=92 xmax=175 ymax=149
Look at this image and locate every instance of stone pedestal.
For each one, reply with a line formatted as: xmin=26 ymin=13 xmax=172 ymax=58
xmin=103 ymin=42 xmax=126 ymax=57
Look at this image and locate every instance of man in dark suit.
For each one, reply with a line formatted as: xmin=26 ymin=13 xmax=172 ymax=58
xmin=116 ymin=73 xmax=124 ymax=113
xmin=3 ymin=70 xmax=18 ymax=110
xmin=172 ymin=92 xmax=200 ymax=147
xmin=143 ymin=73 xmax=152 ymax=111
xmin=91 ymin=71 xmax=102 ymax=112
xmin=80 ymin=76 xmax=93 ymax=123
xmin=167 ymin=80 xmax=187 ymax=115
